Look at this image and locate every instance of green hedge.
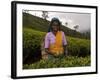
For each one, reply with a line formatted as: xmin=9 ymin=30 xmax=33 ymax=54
xmin=67 ymin=37 xmax=90 ymax=56
xmin=23 ymin=28 xmax=46 ymax=62
xmin=23 ymin=28 xmax=90 ymax=63
xmin=23 ymin=56 xmax=90 ymax=69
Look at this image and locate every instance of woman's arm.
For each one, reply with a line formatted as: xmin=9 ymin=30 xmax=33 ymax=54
xmin=44 ymin=33 xmax=50 ymax=54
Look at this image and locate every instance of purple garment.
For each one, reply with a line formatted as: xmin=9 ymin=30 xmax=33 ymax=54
xmin=44 ymin=31 xmax=67 ymax=48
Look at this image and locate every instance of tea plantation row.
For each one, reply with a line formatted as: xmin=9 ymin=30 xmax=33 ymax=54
xmin=23 ymin=28 xmax=90 ymax=64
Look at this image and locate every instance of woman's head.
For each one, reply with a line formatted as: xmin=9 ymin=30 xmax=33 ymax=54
xmin=48 ymin=17 xmax=61 ymax=32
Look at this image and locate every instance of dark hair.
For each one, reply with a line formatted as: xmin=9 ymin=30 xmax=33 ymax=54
xmin=48 ymin=17 xmax=61 ymax=32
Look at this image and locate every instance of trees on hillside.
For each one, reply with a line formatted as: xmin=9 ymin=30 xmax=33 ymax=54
xmin=74 ymin=25 xmax=79 ymax=31
xmin=42 ymin=11 xmax=49 ymax=20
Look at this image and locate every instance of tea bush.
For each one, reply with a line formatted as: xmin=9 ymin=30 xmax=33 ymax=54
xmin=23 ymin=28 xmax=46 ymax=62
xmin=23 ymin=28 xmax=90 ymax=63
xmin=67 ymin=37 xmax=90 ymax=56
xmin=23 ymin=56 xmax=90 ymax=69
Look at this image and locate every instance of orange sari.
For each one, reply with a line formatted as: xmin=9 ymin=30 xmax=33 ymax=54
xmin=49 ymin=31 xmax=64 ymax=56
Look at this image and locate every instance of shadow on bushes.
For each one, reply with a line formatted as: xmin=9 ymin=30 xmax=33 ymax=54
xmin=23 ymin=47 xmax=42 ymax=64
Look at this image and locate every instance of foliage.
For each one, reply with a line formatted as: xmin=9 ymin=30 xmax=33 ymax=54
xmin=42 ymin=11 xmax=49 ymax=20
xmin=23 ymin=28 xmax=90 ymax=63
xmin=23 ymin=28 xmax=46 ymax=62
xmin=23 ymin=12 xmax=49 ymax=32
xmin=67 ymin=37 xmax=90 ymax=56
xmin=23 ymin=56 xmax=90 ymax=69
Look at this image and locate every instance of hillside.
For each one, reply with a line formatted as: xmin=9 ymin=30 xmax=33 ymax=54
xmin=23 ymin=12 xmax=89 ymax=39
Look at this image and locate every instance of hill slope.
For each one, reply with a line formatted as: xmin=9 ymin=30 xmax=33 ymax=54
xmin=23 ymin=12 xmax=89 ymax=39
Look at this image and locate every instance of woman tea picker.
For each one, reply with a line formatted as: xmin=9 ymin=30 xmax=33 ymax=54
xmin=44 ymin=17 xmax=68 ymax=59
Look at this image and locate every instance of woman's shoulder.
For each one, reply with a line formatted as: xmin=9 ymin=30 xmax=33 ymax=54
xmin=60 ymin=31 xmax=66 ymax=36
xmin=60 ymin=31 xmax=64 ymax=34
xmin=47 ymin=32 xmax=52 ymax=35
xmin=45 ymin=32 xmax=52 ymax=37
